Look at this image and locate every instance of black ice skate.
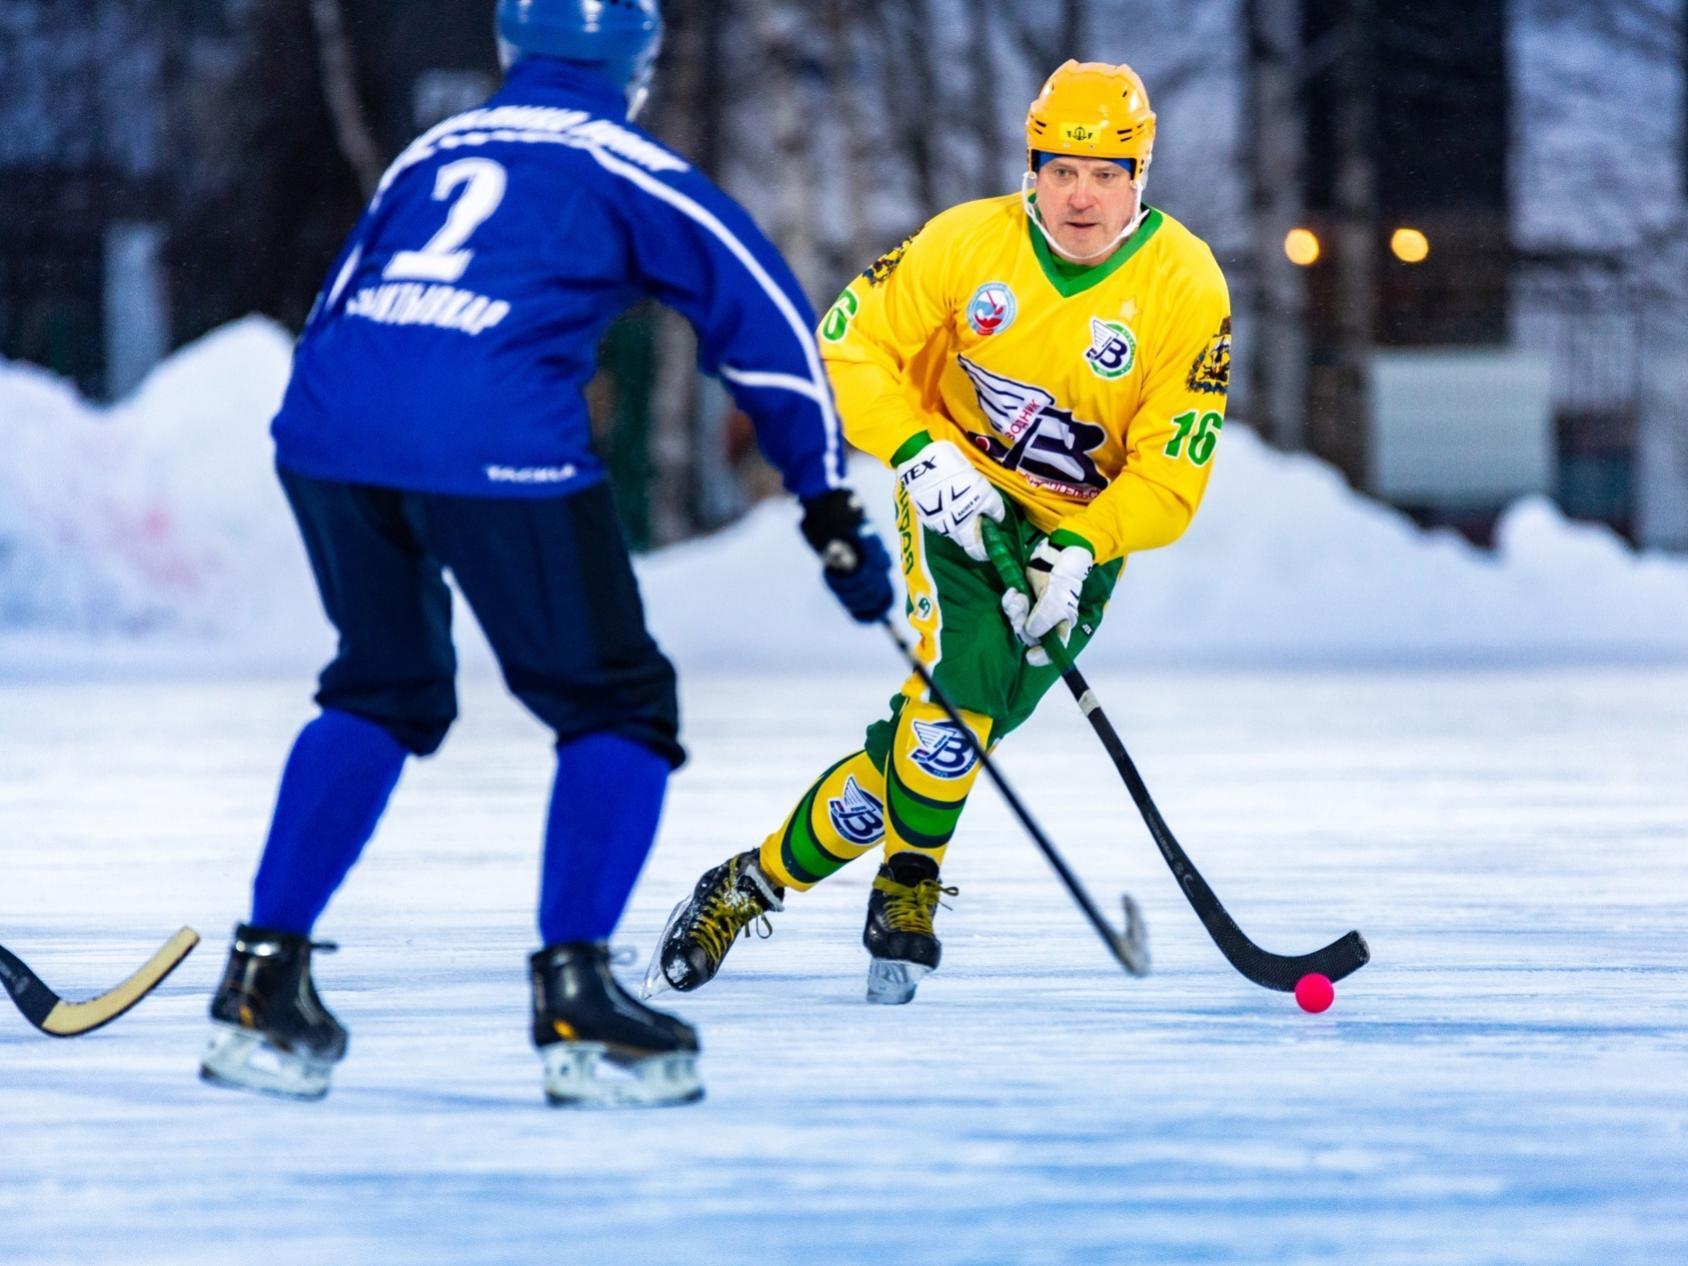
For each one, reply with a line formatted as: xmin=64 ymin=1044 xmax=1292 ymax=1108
xmin=532 ymin=941 xmax=702 ymax=1108
xmin=199 ymin=924 xmax=347 ymax=1101
xmin=642 ymin=849 xmax=784 ymax=997
xmin=863 ymin=852 xmax=956 ymax=1005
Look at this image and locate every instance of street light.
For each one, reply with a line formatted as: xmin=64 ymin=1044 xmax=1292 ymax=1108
xmin=1284 ymin=227 xmax=1321 ymax=266
xmin=1390 ymin=227 xmax=1429 ymax=263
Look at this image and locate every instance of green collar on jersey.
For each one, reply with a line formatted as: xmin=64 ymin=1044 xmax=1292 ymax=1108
xmin=1026 ymin=204 xmax=1164 ymax=298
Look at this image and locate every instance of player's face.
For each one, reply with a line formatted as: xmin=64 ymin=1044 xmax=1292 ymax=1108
xmin=1034 ymin=157 xmax=1140 ymax=259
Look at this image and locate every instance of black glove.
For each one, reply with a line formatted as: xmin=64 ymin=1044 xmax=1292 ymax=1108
xmin=799 ymin=489 xmax=895 ymax=623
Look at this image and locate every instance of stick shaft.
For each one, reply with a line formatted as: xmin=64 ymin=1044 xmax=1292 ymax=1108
xmin=980 ymin=520 xmax=1368 ymax=989
xmin=882 ymin=621 xmax=1144 ymax=973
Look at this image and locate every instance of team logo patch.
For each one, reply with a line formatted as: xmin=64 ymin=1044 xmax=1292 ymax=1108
xmin=827 ymin=776 xmax=885 ymax=846
xmin=862 ymin=238 xmax=912 ymax=287
xmin=1060 ymin=122 xmax=1104 ymax=145
xmin=967 ymin=283 xmax=1017 ymax=336
xmin=955 ymin=355 xmax=1109 ymax=498
xmin=909 ymin=719 xmax=978 ymax=780
xmin=1186 ymin=316 xmax=1232 ymax=395
xmin=1084 ymin=317 xmax=1138 ymax=380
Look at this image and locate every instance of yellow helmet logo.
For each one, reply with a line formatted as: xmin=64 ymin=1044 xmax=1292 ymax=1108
xmin=1026 ymin=60 xmax=1156 ymax=175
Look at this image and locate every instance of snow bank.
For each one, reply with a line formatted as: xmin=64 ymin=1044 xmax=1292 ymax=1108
xmin=1114 ymin=436 xmax=1688 ymax=665
xmin=3 ymin=319 xmax=1686 ymax=674
xmin=0 ymin=318 xmax=323 ymax=673
xmin=643 ymin=439 xmax=1688 ymax=669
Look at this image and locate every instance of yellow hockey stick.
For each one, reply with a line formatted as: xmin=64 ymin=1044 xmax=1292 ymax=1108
xmin=0 ymin=928 xmax=199 ymax=1037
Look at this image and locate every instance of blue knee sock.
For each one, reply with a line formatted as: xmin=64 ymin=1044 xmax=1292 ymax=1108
xmin=539 ymin=733 xmax=669 ymax=945
xmin=250 ymin=709 xmax=408 ymax=935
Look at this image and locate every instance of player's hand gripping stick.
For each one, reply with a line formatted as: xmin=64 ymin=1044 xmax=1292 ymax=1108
xmin=801 ymin=489 xmax=895 ymax=623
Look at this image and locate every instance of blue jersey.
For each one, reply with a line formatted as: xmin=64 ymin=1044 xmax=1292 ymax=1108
xmin=271 ymin=59 xmax=844 ymax=500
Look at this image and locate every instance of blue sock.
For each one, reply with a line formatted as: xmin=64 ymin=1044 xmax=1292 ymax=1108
xmin=250 ymin=709 xmax=408 ymax=936
xmin=539 ymin=733 xmax=669 ymax=945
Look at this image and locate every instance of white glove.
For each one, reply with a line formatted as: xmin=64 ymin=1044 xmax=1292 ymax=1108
xmin=896 ymin=439 xmax=1006 ymax=563
xmin=1002 ymin=538 xmax=1092 ymax=666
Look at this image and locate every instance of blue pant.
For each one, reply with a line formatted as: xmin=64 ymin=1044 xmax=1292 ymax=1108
xmin=279 ymin=468 xmax=682 ymax=766
xmin=250 ymin=469 xmax=681 ymax=943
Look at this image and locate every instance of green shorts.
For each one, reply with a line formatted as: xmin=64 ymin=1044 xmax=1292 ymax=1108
xmin=865 ymin=486 xmax=1122 ymax=764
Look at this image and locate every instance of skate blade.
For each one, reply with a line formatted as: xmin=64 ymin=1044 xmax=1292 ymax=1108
xmin=198 ymin=1024 xmax=334 ymax=1102
xmin=865 ymin=959 xmax=932 ymax=1006
xmin=541 ymin=1043 xmax=704 ymax=1109
xmin=640 ymin=896 xmax=691 ymax=1000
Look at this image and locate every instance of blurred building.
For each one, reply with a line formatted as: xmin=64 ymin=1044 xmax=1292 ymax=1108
xmin=1301 ymin=0 xmax=1530 ymax=538
xmin=1246 ymin=0 xmax=1687 ymax=549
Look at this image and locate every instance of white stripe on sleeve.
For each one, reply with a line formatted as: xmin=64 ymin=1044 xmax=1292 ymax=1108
xmin=582 ymin=145 xmax=843 ymax=488
xmin=719 ymin=366 xmax=831 ymax=402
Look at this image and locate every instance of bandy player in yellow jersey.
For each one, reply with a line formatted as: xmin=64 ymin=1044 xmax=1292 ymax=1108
xmin=645 ymin=60 xmax=1231 ymax=1004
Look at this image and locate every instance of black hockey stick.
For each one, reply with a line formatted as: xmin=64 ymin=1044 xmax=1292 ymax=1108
xmin=0 ymin=927 xmax=199 ymax=1037
xmin=881 ymin=619 xmax=1149 ymax=976
xmin=981 ymin=521 xmax=1369 ymax=992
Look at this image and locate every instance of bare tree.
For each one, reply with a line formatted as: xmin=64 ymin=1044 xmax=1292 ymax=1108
xmin=1512 ymin=0 xmax=1688 ymax=546
xmin=754 ymin=1 xmax=823 ymax=295
xmin=308 ymin=0 xmax=384 ymax=197
xmin=1317 ymin=0 xmax=1377 ymax=487
xmin=1243 ymin=0 xmax=1309 ymax=451
xmin=871 ymin=0 xmax=942 ymax=213
xmin=643 ymin=0 xmax=722 ymax=543
xmin=965 ymin=0 xmax=1005 ymax=193
xmin=1012 ymin=0 xmax=1087 ymax=69
xmin=822 ymin=0 xmax=880 ymax=270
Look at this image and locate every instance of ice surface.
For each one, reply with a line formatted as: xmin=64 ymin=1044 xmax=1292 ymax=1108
xmin=1 ymin=667 xmax=1685 ymax=1265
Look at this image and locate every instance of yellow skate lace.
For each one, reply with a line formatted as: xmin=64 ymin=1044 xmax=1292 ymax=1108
xmin=692 ymin=860 xmax=776 ymax=963
xmin=873 ymin=873 xmax=959 ymax=936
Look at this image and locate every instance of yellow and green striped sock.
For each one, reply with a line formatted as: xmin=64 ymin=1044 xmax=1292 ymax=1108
xmin=881 ymin=698 xmax=990 ymax=869
xmin=758 ymin=750 xmax=887 ymax=891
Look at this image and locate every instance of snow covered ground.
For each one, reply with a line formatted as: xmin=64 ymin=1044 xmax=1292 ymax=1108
xmin=2 ymin=665 xmax=1685 ymax=1266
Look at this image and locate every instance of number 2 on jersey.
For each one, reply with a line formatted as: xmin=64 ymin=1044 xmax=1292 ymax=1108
xmin=385 ymin=158 xmax=508 ymax=284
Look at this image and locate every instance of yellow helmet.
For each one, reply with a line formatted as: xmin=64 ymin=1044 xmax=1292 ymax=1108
xmin=1025 ymin=60 xmax=1156 ymax=182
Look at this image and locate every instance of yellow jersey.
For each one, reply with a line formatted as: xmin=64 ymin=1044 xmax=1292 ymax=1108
xmin=819 ymin=193 xmax=1231 ymax=563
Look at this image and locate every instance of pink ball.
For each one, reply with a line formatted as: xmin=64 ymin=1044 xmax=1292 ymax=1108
xmin=1294 ymin=973 xmax=1335 ymax=1014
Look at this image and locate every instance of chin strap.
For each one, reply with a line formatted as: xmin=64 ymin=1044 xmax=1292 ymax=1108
xmin=1020 ymin=171 xmax=1149 ymax=265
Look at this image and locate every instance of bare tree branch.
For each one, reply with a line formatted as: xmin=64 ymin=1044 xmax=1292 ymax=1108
xmin=824 ymin=0 xmax=879 ymax=267
xmin=872 ymin=0 xmax=939 ymax=214
xmin=1013 ymin=0 xmax=1086 ymax=71
xmin=308 ymin=0 xmax=383 ymax=198
xmin=965 ymin=0 xmax=1005 ymax=192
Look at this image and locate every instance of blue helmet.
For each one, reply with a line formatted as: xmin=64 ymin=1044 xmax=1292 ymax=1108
xmin=496 ymin=0 xmax=664 ymax=100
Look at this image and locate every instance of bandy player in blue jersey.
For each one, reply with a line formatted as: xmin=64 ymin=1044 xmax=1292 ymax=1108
xmin=199 ymin=0 xmax=893 ymax=1109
